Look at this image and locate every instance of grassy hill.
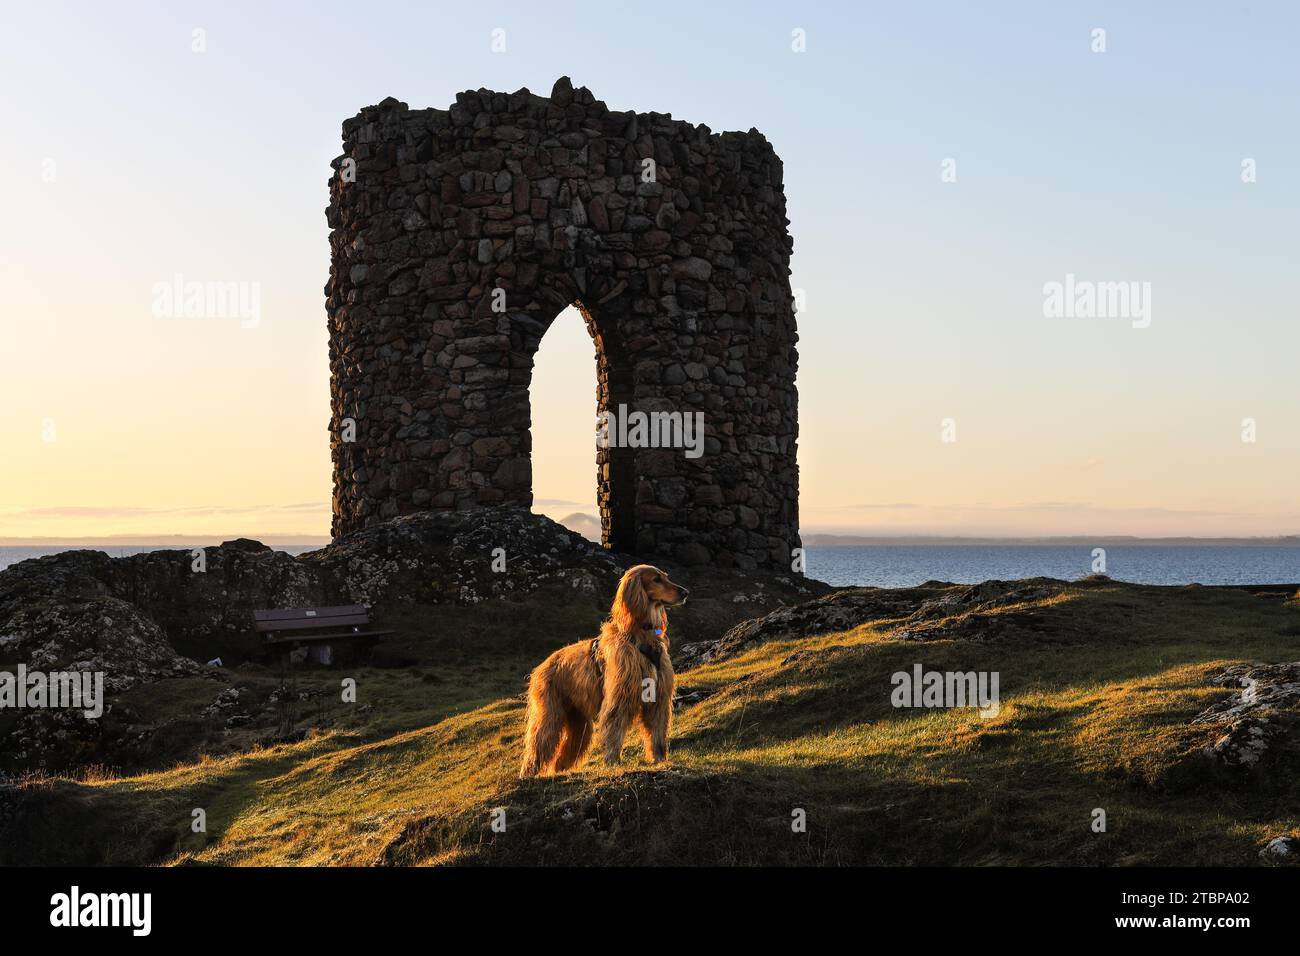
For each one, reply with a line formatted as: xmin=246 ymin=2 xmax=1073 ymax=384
xmin=5 ymin=577 xmax=1300 ymax=866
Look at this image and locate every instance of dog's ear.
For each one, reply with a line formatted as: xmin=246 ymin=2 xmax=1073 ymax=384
xmin=613 ymin=567 xmax=649 ymax=634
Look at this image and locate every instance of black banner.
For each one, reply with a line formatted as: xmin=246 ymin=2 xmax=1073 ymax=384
xmin=6 ymin=866 xmax=1287 ymax=942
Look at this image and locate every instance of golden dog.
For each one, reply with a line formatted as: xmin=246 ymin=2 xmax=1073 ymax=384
xmin=519 ymin=565 xmax=688 ymax=777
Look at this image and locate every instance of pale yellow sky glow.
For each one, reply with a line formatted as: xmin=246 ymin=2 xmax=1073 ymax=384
xmin=5 ymin=293 xmax=1296 ymax=542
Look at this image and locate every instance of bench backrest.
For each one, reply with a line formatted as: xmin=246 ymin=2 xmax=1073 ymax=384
xmin=253 ymin=605 xmax=369 ymax=634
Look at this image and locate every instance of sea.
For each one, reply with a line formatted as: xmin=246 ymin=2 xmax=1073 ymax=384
xmin=2 ymin=543 xmax=1297 ymax=589
xmin=803 ymin=545 xmax=1300 ymax=588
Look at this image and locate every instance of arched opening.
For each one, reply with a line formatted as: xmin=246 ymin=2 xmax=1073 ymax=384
xmin=527 ymin=302 xmax=637 ymax=553
xmin=529 ymin=305 xmax=600 ymax=539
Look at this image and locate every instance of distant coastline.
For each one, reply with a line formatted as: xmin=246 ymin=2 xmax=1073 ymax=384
xmin=0 ymin=534 xmax=333 ymax=547
xmin=3 ymin=530 xmax=1298 ymax=549
xmin=803 ymin=534 xmax=1300 ymax=548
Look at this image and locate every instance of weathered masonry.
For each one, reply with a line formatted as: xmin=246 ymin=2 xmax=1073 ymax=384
xmin=326 ymin=78 xmax=800 ymax=569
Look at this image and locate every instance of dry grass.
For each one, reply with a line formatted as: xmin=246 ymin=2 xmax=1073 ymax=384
xmin=8 ymin=580 xmax=1300 ymax=866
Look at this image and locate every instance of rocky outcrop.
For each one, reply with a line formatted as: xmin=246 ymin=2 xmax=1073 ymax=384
xmin=0 ymin=544 xmax=323 ymax=667
xmin=0 ymin=511 xmax=622 ymax=672
xmin=326 ymin=78 xmax=800 ymax=570
xmin=0 ymin=508 xmax=821 ymax=774
xmin=112 ymin=546 xmax=323 ymax=663
xmin=1192 ymin=662 xmax=1300 ymax=769
xmin=905 ymin=579 xmax=1060 ymax=623
xmin=1260 ymin=836 xmax=1300 ymax=865
xmin=299 ymin=507 xmax=624 ymax=608
xmin=674 ymin=579 xmax=1073 ymax=669
xmin=676 ymin=583 xmax=952 ymax=668
xmin=0 ymin=597 xmax=199 ymax=690
xmin=0 ymin=595 xmax=204 ymax=775
xmin=894 ymin=578 xmax=1062 ymax=642
xmin=299 ymin=509 xmax=826 ymax=651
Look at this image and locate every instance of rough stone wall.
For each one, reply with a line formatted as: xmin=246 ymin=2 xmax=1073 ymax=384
xmin=325 ymin=77 xmax=800 ymax=570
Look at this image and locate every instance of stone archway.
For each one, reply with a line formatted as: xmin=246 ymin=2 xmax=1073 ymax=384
xmin=325 ymin=77 xmax=800 ymax=570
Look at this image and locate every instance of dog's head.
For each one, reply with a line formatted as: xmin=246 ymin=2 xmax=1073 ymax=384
xmin=611 ymin=565 xmax=688 ymax=634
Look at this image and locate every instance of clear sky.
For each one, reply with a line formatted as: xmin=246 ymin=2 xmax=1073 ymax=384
xmin=2 ymin=1 xmax=1297 ymax=540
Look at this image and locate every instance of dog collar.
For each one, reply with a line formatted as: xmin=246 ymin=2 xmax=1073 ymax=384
xmin=640 ymin=622 xmax=663 ymax=636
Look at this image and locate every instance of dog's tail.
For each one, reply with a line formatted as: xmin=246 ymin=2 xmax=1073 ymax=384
xmin=519 ymin=660 xmax=566 ymax=779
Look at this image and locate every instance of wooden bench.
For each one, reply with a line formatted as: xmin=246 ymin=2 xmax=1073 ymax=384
xmin=253 ymin=605 xmax=393 ymax=665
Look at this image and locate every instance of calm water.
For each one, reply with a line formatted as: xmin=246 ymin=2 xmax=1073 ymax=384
xmin=804 ymin=545 xmax=1300 ymax=588
xmin=0 ymin=545 xmax=321 ymax=573
xmin=2 ymin=544 xmax=1297 ymax=589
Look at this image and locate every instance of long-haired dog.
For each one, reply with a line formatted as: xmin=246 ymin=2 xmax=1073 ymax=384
xmin=519 ymin=565 xmax=688 ymax=778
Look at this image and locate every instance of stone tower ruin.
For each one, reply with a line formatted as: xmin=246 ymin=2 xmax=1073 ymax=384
xmin=325 ymin=78 xmax=800 ymax=570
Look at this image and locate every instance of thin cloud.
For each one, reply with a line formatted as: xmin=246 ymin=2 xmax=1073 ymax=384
xmin=2 ymin=503 xmax=330 ymax=519
xmin=843 ymin=503 xmax=919 ymax=510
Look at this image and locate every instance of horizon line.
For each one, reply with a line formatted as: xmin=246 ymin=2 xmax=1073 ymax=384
xmin=3 ymin=531 xmax=1299 ymax=547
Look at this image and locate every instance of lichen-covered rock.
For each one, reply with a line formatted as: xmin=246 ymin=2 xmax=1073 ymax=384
xmin=894 ymin=574 xmax=1066 ymax=642
xmin=1260 ymin=836 xmax=1300 ymax=865
xmin=300 ymin=508 xmax=625 ymax=608
xmin=906 ymin=579 xmax=1060 ymax=622
xmin=676 ymin=579 xmax=1072 ymax=668
xmin=894 ymin=578 xmax=1062 ymax=642
xmin=676 ymin=583 xmax=951 ymax=668
xmin=1192 ymin=662 xmax=1300 ymax=769
xmin=1 ymin=597 xmax=198 ymax=689
xmin=0 ymin=594 xmax=206 ymax=772
xmin=0 ymin=543 xmax=324 ymax=664
xmin=109 ymin=545 xmax=323 ymax=662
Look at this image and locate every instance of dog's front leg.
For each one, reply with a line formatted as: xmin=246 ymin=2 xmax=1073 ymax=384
xmin=642 ymin=660 xmax=675 ymax=763
xmin=597 ymin=701 xmax=632 ymax=766
xmin=596 ymin=667 xmax=638 ymax=766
